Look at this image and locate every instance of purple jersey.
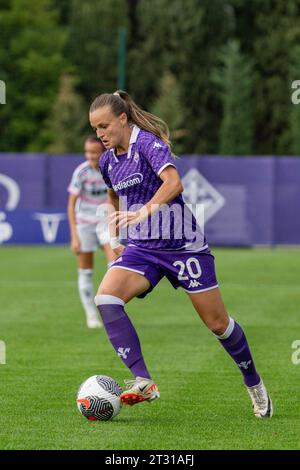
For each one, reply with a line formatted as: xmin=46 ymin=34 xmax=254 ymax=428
xmin=99 ymin=125 xmax=206 ymax=251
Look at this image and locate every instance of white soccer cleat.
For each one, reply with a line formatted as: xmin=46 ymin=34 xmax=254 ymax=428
xmin=120 ymin=376 xmax=160 ymax=406
xmin=246 ymin=379 xmax=273 ymax=418
xmin=86 ymin=318 xmax=102 ymax=329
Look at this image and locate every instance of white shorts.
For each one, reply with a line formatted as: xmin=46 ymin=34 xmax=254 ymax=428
xmin=77 ymin=223 xmax=110 ymax=253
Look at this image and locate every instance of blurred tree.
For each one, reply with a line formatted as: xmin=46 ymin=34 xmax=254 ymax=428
xmin=126 ymin=0 xmax=170 ymax=108
xmin=2 ymin=0 xmax=300 ymax=155
xmin=228 ymin=0 xmax=256 ymax=54
xmin=0 ymin=0 xmax=66 ymax=151
xmin=67 ymin=0 xmax=128 ymax=104
xmin=128 ymin=0 xmax=232 ymax=154
xmin=230 ymin=0 xmax=300 ymax=155
xmin=51 ymin=0 xmax=71 ymax=24
xmin=150 ymin=72 xmax=187 ymax=155
xmin=213 ymin=40 xmax=254 ymax=155
xmin=168 ymin=0 xmax=233 ymax=154
xmin=290 ymin=46 xmax=300 ymax=155
xmin=43 ymin=74 xmax=87 ymax=153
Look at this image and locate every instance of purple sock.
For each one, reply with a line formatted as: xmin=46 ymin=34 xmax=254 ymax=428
xmin=94 ymin=295 xmax=151 ymax=379
xmin=216 ymin=318 xmax=260 ymax=387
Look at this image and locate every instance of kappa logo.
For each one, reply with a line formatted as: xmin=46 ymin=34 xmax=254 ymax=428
xmin=112 ymin=173 xmax=143 ymax=192
xmin=153 ymin=142 xmax=162 ymax=149
xmin=238 ymin=360 xmax=252 ymax=370
xmin=118 ymin=347 xmax=131 ymax=359
xmin=182 ymin=169 xmax=225 ymax=223
xmin=188 ymin=280 xmax=202 ymax=288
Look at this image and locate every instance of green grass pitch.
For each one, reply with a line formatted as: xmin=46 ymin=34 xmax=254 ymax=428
xmin=0 ymin=246 xmax=300 ymax=450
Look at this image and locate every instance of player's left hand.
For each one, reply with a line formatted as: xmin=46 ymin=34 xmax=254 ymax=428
xmin=109 ymin=209 xmax=148 ymax=231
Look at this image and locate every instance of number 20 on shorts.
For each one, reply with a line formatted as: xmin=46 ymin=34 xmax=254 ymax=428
xmin=173 ymin=257 xmax=202 ymax=280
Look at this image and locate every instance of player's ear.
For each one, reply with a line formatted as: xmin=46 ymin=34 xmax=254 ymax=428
xmin=119 ymin=112 xmax=128 ymax=127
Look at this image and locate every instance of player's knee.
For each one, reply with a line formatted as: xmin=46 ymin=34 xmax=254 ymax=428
xmin=97 ymin=284 xmax=113 ymax=296
xmin=207 ymin=317 xmax=229 ymax=336
xmin=210 ymin=324 xmax=226 ymax=336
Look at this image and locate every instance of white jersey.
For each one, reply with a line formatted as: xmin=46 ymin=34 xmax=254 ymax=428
xmin=68 ymin=161 xmax=107 ymax=225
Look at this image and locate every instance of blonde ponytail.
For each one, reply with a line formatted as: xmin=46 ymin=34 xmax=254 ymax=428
xmin=90 ymin=90 xmax=171 ymax=147
xmin=114 ymin=90 xmax=171 ymax=147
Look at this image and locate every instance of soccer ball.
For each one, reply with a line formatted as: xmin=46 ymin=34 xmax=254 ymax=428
xmin=76 ymin=375 xmax=122 ymax=421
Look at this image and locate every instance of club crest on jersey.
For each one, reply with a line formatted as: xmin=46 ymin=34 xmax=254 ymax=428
xmin=112 ymin=173 xmax=143 ymax=192
xmin=108 ymin=164 xmax=112 ymax=173
xmin=133 ymin=151 xmax=140 ymax=162
xmin=153 ymin=141 xmax=163 ymax=149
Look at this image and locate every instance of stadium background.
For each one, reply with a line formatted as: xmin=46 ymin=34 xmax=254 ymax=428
xmin=1 ymin=0 xmax=300 ymax=451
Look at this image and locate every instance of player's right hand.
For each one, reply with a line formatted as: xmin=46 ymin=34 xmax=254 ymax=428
xmin=113 ymin=244 xmax=125 ymax=257
xmin=71 ymin=237 xmax=81 ymax=254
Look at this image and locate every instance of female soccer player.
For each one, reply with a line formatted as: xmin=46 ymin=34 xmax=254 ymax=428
xmin=68 ymin=136 xmax=117 ymax=328
xmin=90 ymin=91 xmax=273 ymax=418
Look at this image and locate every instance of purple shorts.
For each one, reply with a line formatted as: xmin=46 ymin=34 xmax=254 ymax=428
xmin=109 ymin=244 xmax=218 ymax=298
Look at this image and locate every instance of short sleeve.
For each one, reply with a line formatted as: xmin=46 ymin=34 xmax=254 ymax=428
xmin=99 ymin=156 xmax=113 ymax=189
xmin=68 ymin=168 xmax=82 ymax=195
xmin=141 ymin=134 xmax=176 ymax=176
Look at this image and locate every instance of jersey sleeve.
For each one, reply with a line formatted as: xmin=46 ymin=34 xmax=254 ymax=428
xmin=140 ymin=134 xmax=176 ymax=176
xmin=99 ymin=155 xmax=113 ymax=189
xmin=68 ymin=168 xmax=82 ymax=195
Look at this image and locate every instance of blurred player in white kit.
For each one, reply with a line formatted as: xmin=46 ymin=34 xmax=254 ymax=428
xmin=67 ymin=136 xmax=117 ymax=328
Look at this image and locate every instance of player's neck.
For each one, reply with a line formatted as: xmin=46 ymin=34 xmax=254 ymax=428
xmin=115 ymin=126 xmax=132 ymax=155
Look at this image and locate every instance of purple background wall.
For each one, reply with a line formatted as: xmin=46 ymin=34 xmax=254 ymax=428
xmin=0 ymin=153 xmax=299 ymax=245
